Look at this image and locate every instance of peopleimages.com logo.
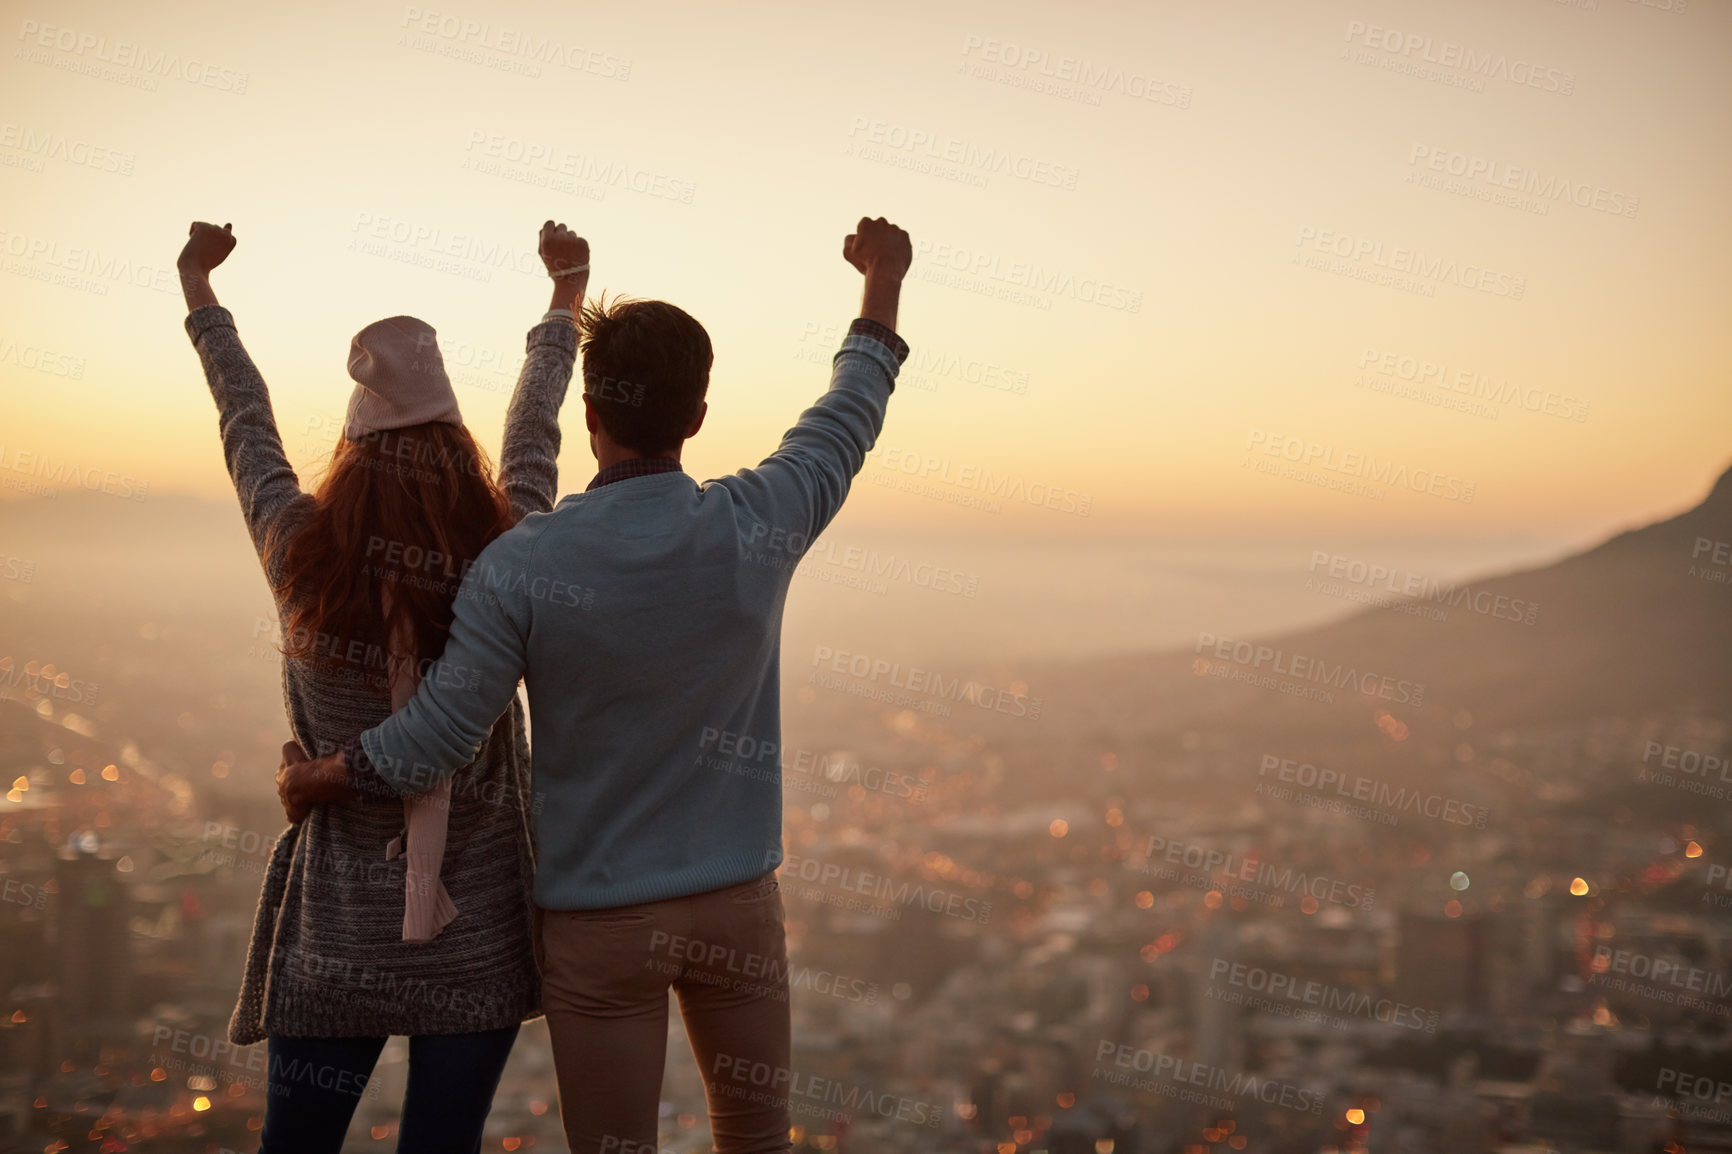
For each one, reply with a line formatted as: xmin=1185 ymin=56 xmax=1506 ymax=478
xmin=1357 ymin=347 xmax=1588 ymax=423
xmin=1294 ymin=227 xmax=1525 ymax=299
xmin=1341 ymin=20 xmax=1574 ymax=95
xmin=1642 ymin=742 xmax=1729 ymax=781
xmin=810 ymin=645 xmax=1043 ymax=720
xmin=1206 ymin=958 xmax=1440 ymax=1033
xmin=912 ymin=238 xmax=1142 ymax=313
xmin=1093 ymin=1041 xmax=1325 ymax=1115
xmin=15 ymin=19 xmax=251 ymax=93
xmin=1136 ymin=833 xmax=1375 ymax=909
xmin=959 ymin=34 xmax=1193 ymax=109
xmin=1257 ymin=753 xmax=1489 ymax=828
xmin=0 ymin=656 xmax=99 ymax=706
xmin=1306 ymin=550 xmax=1538 ymax=626
xmin=1405 ymin=145 xmax=1637 ymax=220
xmin=1590 ymin=944 xmax=1732 ymax=1013
xmin=1245 ymin=429 xmax=1476 ymax=504
xmin=769 ymin=850 xmax=992 ymax=924
xmin=1196 ymin=631 xmax=1426 ymax=708
xmin=695 ymin=726 xmax=933 ymax=802
xmin=1690 ymin=537 xmax=1731 ymax=586
xmin=397 ymin=7 xmax=631 ymax=79
xmin=869 ymin=445 xmax=1091 ymax=516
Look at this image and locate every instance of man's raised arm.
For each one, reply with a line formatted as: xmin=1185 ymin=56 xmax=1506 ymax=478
xmin=719 ymin=216 xmax=913 ymax=544
xmin=850 ymin=217 xmax=907 ymax=333
xmin=498 ymin=220 xmax=590 ymax=521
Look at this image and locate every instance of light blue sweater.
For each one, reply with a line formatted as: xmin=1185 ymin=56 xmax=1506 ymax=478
xmin=360 ymin=329 xmax=902 ymax=909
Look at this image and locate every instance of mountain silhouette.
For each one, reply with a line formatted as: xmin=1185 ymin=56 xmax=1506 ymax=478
xmin=1032 ymin=463 xmax=1732 ymax=740
xmin=1261 ymin=461 xmax=1732 ymax=726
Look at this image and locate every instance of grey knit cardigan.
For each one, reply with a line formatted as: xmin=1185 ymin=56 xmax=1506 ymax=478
xmin=185 ymin=304 xmax=574 ymax=1043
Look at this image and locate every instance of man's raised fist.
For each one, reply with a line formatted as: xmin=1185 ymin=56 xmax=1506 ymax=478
xmin=843 ymin=216 xmax=911 ymax=281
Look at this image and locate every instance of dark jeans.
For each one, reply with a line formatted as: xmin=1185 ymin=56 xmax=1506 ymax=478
xmin=259 ymin=1024 xmax=520 ymax=1154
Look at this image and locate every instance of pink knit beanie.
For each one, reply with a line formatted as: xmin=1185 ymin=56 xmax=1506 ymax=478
xmin=343 ymin=316 xmax=463 ymax=441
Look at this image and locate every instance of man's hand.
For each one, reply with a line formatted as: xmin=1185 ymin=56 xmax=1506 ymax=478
xmin=276 ymin=740 xmax=355 ymax=823
xmin=845 ymin=216 xmax=910 ymax=332
xmin=178 ymin=221 xmax=233 ymax=311
xmin=540 ymin=220 xmax=589 ymax=315
xmin=843 ymin=216 xmax=911 ymax=282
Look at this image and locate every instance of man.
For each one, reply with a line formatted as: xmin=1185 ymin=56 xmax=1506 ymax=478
xmin=281 ymin=215 xmax=913 ymax=1153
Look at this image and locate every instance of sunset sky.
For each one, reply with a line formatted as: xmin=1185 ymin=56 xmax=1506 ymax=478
xmin=3 ymin=0 xmax=1728 ymax=548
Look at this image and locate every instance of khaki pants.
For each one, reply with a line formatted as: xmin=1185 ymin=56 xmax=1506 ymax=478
xmin=534 ymin=872 xmax=792 ymax=1154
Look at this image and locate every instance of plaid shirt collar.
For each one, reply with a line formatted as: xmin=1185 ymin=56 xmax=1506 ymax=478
xmin=586 ymin=456 xmax=686 ymax=491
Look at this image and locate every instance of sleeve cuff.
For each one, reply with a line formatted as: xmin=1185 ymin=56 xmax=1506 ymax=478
xmin=344 ymin=733 xmax=399 ymax=803
xmin=847 ymin=317 xmax=909 ymax=365
xmin=184 ymin=304 xmax=236 ymax=346
xmin=837 ymin=332 xmax=903 ymax=395
xmin=527 ymin=317 xmax=579 ymax=355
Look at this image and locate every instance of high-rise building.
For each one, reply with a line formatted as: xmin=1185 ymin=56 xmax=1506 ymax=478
xmin=1394 ymin=911 xmax=1486 ymax=1014
xmin=51 ymin=847 xmax=132 ymax=1059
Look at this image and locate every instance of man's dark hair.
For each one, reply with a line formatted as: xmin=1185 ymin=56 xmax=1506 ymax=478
xmin=578 ymin=292 xmax=713 ymax=454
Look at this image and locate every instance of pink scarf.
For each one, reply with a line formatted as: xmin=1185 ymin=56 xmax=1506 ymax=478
xmin=384 ymin=782 xmax=457 ymax=942
xmin=382 ymin=614 xmax=457 ymax=943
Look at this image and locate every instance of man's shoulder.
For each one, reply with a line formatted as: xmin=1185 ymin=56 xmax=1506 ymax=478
xmin=695 ymin=471 xmax=749 ymax=498
xmin=698 ymin=471 xmax=801 ymax=533
xmin=472 ymin=507 xmax=559 ymax=573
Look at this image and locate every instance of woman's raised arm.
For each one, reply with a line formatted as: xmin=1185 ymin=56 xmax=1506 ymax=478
xmin=179 ymin=221 xmax=306 ymax=560
xmin=497 ymin=220 xmax=588 ymax=522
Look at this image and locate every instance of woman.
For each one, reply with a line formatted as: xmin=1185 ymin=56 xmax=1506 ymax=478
xmin=177 ymin=218 xmax=589 ymax=1152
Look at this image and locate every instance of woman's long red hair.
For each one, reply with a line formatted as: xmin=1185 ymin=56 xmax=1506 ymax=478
xmin=268 ymin=422 xmax=514 ymax=682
